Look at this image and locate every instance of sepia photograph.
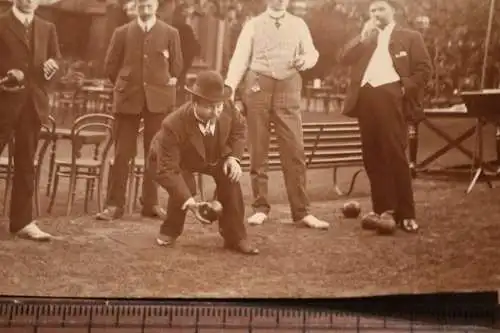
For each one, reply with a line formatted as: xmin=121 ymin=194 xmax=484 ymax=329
xmin=0 ymin=0 xmax=499 ymax=299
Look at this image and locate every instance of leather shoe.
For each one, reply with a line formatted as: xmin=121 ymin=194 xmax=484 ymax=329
xmin=141 ymin=205 xmax=167 ymax=220
xmin=223 ymin=240 xmax=259 ymax=255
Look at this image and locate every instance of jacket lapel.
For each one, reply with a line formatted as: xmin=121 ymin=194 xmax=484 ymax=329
xmin=7 ymin=10 xmax=28 ymax=48
xmin=32 ymin=17 xmax=44 ymax=61
xmin=187 ymin=108 xmax=206 ymax=161
xmin=388 ymin=25 xmax=404 ymax=56
xmin=127 ymin=20 xmax=146 ymax=47
xmin=217 ymin=111 xmax=231 ymax=153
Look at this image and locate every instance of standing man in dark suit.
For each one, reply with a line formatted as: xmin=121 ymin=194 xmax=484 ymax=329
xmin=96 ymin=0 xmax=183 ymax=221
xmin=148 ymin=70 xmax=259 ymax=255
xmin=0 ymin=0 xmax=61 ymax=241
xmin=338 ymin=0 xmax=432 ymax=234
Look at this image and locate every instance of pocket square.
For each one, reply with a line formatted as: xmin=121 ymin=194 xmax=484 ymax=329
xmin=395 ymin=51 xmax=408 ymax=58
xmin=162 ymin=50 xmax=169 ymax=59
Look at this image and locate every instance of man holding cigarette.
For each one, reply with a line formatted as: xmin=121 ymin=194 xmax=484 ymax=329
xmin=338 ymin=0 xmax=432 ymax=234
xmin=225 ymin=0 xmax=329 ymax=229
xmin=97 ymin=0 xmax=183 ymax=221
xmin=0 ymin=0 xmax=61 ymax=241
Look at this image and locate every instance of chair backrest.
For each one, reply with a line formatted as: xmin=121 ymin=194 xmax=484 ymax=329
xmin=70 ymin=113 xmax=114 ymax=165
xmin=36 ymin=115 xmax=57 ymax=165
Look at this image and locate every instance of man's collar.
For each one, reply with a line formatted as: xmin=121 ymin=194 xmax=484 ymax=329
xmin=137 ymin=15 xmax=157 ymax=31
xmin=192 ymin=105 xmax=216 ymax=135
xmin=266 ymin=7 xmax=286 ymax=19
xmin=12 ymin=5 xmax=34 ymax=25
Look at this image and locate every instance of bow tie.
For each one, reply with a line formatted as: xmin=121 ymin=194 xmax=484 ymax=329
xmin=269 ymin=13 xmax=285 ymax=28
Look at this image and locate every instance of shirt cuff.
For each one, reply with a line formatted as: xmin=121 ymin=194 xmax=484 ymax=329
xmin=181 ymin=197 xmax=196 ymax=211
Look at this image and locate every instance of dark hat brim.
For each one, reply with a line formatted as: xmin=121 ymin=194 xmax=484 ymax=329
xmin=185 ymin=84 xmax=233 ymax=103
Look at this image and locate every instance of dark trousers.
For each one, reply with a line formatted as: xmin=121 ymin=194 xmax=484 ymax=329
xmin=0 ymin=99 xmax=41 ymax=233
xmin=106 ymin=109 xmax=165 ymax=209
xmin=357 ymin=83 xmax=416 ymax=220
xmin=159 ymin=163 xmax=247 ymax=245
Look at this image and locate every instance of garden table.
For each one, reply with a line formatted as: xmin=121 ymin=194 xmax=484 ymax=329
xmin=408 ymin=106 xmax=500 ymax=177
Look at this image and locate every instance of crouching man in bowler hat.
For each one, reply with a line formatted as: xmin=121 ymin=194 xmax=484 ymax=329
xmin=147 ymin=70 xmax=259 ymax=255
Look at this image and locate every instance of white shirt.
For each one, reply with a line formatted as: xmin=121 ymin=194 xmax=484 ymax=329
xmin=12 ymin=5 xmax=34 ymax=26
xmin=137 ymin=16 xmax=156 ymax=32
xmin=225 ymin=7 xmax=319 ymax=90
xmin=361 ymin=22 xmax=400 ymax=87
xmin=193 ymin=105 xmax=220 ymax=136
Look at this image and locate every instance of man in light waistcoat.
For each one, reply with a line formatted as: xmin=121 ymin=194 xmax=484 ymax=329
xmin=225 ymin=0 xmax=329 ymax=229
xmin=96 ymin=0 xmax=183 ymax=221
xmin=338 ymin=0 xmax=432 ymax=234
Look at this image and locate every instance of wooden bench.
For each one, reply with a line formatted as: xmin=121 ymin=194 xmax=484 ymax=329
xmin=198 ymin=121 xmax=365 ymax=199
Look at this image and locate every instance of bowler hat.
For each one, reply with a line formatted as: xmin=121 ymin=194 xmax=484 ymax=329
xmin=185 ymin=70 xmax=232 ymax=103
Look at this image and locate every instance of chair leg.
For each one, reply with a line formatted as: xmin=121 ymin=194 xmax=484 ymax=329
xmin=133 ymin=175 xmax=141 ymax=210
xmin=88 ymin=168 xmax=96 ymax=200
xmin=2 ymin=176 xmax=11 ymax=216
xmin=126 ymin=169 xmax=134 ymax=216
xmin=47 ymin=171 xmax=60 ymax=214
xmin=34 ymin=168 xmax=41 ymax=217
xmin=197 ymin=173 xmax=205 ymax=201
xmin=45 ymin=140 xmax=57 ymax=197
xmin=66 ymin=169 xmax=77 ymax=216
xmin=83 ymin=179 xmax=90 ymax=214
xmin=3 ymin=171 xmax=12 ymax=216
xmin=96 ymin=174 xmax=104 ymax=213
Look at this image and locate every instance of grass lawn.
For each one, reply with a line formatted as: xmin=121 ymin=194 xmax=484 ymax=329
xmin=0 ymin=108 xmax=499 ymax=298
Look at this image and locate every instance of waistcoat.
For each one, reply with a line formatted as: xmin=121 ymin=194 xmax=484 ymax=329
xmin=203 ymin=125 xmax=220 ymax=166
xmin=249 ymin=13 xmax=302 ymax=80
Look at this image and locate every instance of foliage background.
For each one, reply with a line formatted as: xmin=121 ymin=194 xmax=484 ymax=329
xmin=220 ymin=0 xmax=500 ymax=101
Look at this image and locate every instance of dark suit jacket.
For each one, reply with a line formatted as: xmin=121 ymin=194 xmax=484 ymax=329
xmin=338 ymin=25 xmax=432 ymax=122
xmin=147 ymin=102 xmax=247 ymax=204
xmin=104 ymin=19 xmax=183 ymax=115
xmin=0 ymin=9 xmax=61 ymax=123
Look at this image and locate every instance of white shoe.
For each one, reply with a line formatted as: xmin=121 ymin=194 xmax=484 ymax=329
xmin=247 ymin=212 xmax=267 ymax=225
xmin=16 ymin=222 xmax=53 ymax=241
xmin=300 ymin=215 xmax=329 ymax=229
xmin=156 ymin=234 xmax=176 ymax=246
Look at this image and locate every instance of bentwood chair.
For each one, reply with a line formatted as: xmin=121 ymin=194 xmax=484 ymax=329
xmin=47 ymin=113 xmax=114 ymax=216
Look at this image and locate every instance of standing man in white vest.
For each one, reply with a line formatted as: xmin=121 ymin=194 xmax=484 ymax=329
xmin=225 ymin=0 xmax=329 ymax=229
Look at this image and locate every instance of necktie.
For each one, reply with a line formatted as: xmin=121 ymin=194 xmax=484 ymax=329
xmin=271 ymin=14 xmax=284 ymax=28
